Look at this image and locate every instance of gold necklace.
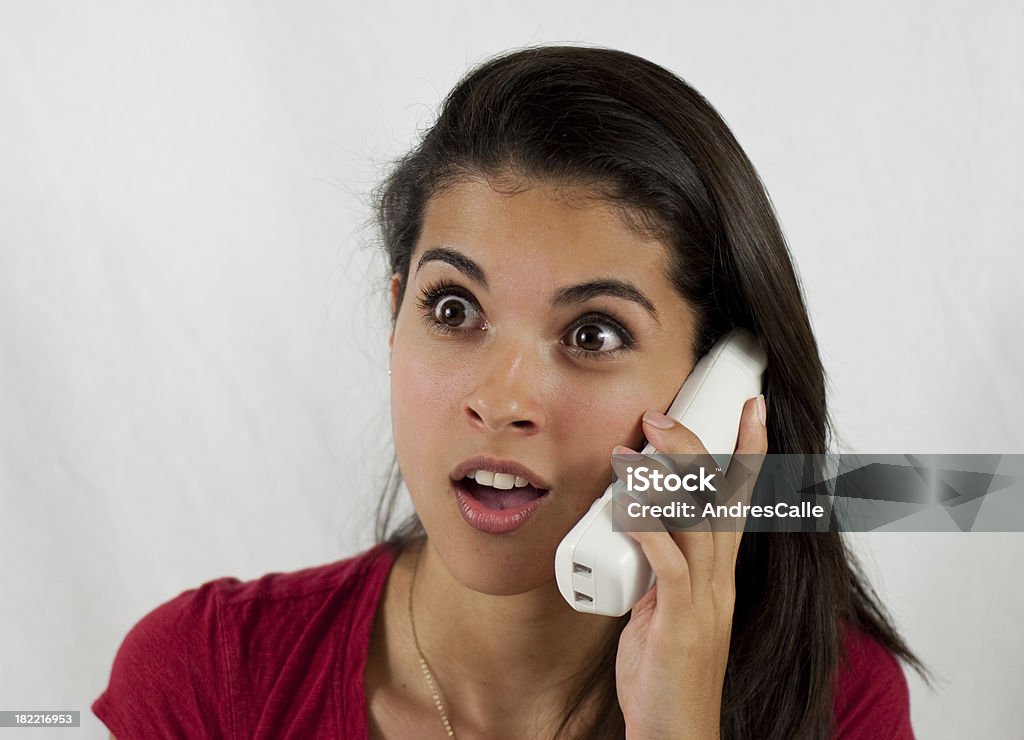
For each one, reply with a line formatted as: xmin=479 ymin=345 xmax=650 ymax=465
xmin=408 ymin=547 xmax=457 ymax=739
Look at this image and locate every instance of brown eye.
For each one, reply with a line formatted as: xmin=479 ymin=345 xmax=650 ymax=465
xmin=433 ymin=295 xmax=476 ymax=328
xmin=565 ymin=322 xmax=624 ymax=353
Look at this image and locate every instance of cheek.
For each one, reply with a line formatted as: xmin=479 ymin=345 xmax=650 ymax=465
xmin=525 ymin=386 xmax=650 ymax=521
xmin=560 ymin=392 xmax=649 ymax=485
xmin=568 ymin=357 xmax=689 ymax=457
xmin=391 ymin=348 xmax=450 ymax=461
xmin=389 ymin=321 xmax=478 ymax=490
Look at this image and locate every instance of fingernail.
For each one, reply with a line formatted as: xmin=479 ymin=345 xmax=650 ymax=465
xmin=756 ymin=394 xmax=767 ymax=426
xmin=642 ymin=410 xmax=675 ymax=429
xmin=612 ymin=445 xmax=640 ymax=456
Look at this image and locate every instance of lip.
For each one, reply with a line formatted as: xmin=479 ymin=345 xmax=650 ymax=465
xmin=453 ymin=479 xmax=549 ymax=534
xmin=450 ymin=456 xmax=552 ymax=491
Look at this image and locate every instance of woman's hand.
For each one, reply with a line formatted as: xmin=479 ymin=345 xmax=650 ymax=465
xmin=614 ymin=395 xmax=767 ymax=740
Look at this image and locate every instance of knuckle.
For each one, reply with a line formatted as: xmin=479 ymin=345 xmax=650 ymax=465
xmin=660 ymin=559 xmax=690 ymax=587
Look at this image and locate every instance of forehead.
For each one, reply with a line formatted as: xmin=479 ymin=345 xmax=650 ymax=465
xmin=414 ymin=177 xmax=675 ymax=287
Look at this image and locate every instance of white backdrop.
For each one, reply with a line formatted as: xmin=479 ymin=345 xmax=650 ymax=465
xmin=2 ymin=1 xmax=1022 ymax=738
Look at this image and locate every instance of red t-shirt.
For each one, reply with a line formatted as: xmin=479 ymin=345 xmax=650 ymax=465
xmin=92 ymin=545 xmax=913 ymax=738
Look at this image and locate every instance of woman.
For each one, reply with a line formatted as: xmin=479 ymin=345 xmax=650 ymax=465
xmin=94 ymin=46 xmax=922 ymax=739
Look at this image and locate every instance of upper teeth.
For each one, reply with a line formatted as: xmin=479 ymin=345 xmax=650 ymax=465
xmin=470 ymin=470 xmax=531 ymax=490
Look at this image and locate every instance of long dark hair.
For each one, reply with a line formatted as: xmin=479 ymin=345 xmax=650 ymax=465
xmin=373 ymin=45 xmax=924 ymax=739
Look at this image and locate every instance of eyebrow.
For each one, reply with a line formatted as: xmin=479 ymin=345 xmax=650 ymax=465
xmin=552 ymin=281 xmax=658 ymax=320
xmin=416 ymin=246 xmax=659 ymax=321
xmin=417 ymin=247 xmax=488 ymax=287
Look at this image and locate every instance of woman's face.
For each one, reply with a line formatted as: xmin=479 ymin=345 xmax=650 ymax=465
xmin=389 ymin=177 xmax=697 ymax=596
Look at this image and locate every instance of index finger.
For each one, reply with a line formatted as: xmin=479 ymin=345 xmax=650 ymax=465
xmin=713 ymin=394 xmax=768 ymax=571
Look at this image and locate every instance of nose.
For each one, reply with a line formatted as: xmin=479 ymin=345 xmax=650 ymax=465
xmin=463 ymin=337 xmax=547 ymax=435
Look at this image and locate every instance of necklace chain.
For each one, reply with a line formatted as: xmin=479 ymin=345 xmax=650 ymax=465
xmin=408 ymin=547 xmax=457 ymax=739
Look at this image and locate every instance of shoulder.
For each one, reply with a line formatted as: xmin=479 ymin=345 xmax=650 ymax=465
xmin=833 ymin=622 xmax=914 ymax=739
xmin=214 ymin=542 xmax=396 ymax=607
xmin=93 ymin=544 xmax=396 ymax=738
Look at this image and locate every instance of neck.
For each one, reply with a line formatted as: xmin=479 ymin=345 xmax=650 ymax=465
xmin=403 ymin=539 xmax=620 ymax=737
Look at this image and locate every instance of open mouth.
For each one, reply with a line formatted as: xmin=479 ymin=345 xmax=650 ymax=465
xmin=450 ymin=461 xmax=552 ymax=534
xmin=457 ymin=472 xmax=549 ymax=511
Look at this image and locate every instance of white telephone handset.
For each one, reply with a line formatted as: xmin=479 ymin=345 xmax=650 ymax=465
xmin=554 ymin=329 xmax=767 ymax=616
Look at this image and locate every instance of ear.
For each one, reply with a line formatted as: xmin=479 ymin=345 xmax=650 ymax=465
xmin=388 ymin=273 xmax=402 ymax=350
